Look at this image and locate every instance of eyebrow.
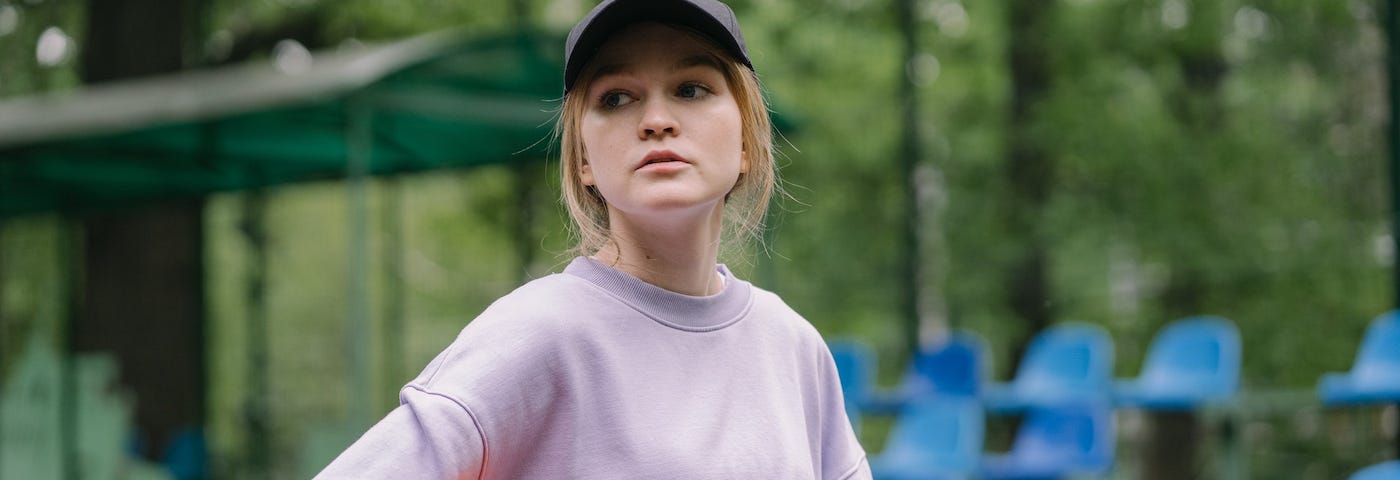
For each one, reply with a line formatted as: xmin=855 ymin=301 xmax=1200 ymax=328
xmin=590 ymin=53 xmax=725 ymax=81
xmin=674 ymin=53 xmax=724 ymax=73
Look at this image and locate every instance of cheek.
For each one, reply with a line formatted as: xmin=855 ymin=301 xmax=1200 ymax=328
xmin=579 ymin=118 xmax=628 ymax=190
xmin=581 ymin=115 xmax=624 ymax=159
xmin=575 ymin=116 xmax=600 ymax=186
xmin=716 ymin=107 xmax=745 ymax=165
xmin=580 ymin=116 xmax=601 ymax=153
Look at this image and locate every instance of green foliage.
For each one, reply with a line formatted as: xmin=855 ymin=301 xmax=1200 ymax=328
xmin=0 ymin=1 xmax=85 ymax=97
xmin=0 ymin=0 xmax=1393 ymax=476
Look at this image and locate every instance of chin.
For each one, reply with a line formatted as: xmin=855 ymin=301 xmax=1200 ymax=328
xmin=622 ymin=194 xmax=727 ymax=218
xmin=631 ymin=185 xmax=726 ymax=206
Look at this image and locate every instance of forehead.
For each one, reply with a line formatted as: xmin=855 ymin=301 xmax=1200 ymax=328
xmin=588 ymin=22 xmax=726 ymax=77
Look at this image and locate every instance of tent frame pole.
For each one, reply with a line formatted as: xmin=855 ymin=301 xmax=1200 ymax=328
xmin=347 ymin=97 xmax=374 ymax=427
xmin=1387 ymin=0 xmax=1400 ymax=460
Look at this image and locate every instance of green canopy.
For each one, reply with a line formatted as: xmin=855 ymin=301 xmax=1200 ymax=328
xmin=0 ymin=29 xmax=564 ymax=217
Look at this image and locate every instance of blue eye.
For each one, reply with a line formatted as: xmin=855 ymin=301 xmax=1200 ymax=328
xmin=677 ymin=83 xmax=710 ymax=99
xmin=600 ymin=91 xmax=636 ymax=109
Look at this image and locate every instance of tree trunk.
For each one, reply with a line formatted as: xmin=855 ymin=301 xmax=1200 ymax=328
xmin=73 ymin=206 xmax=205 ymax=459
xmin=1004 ymin=0 xmax=1057 ymax=373
xmin=896 ymin=0 xmax=926 ymax=355
xmin=76 ymin=0 xmax=205 ymax=462
xmin=1145 ymin=1 xmax=1230 ymax=478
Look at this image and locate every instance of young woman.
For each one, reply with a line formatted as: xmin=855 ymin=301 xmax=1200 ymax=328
xmin=317 ymin=1 xmax=869 ymax=478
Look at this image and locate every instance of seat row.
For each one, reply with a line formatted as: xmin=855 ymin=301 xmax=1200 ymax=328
xmin=829 ymin=312 xmax=1400 ymax=479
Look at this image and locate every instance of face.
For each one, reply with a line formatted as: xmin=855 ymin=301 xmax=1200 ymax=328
xmin=577 ymin=23 xmax=748 ymax=223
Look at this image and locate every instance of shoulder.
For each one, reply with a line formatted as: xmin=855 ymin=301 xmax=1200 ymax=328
xmin=744 ymin=285 xmax=830 ymax=351
xmin=475 ymin=272 xmax=600 ymax=323
xmin=748 ymin=286 xmax=814 ymax=328
xmin=457 ymin=269 xmax=650 ymax=337
xmin=409 ymin=272 xmax=614 ymax=390
xmin=747 ymin=285 xmax=802 ymax=319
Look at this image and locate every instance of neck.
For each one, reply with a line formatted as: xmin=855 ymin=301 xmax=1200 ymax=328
xmin=594 ymin=204 xmax=725 ymax=296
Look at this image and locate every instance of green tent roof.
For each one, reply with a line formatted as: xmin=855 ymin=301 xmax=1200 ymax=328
xmin=0 ymin=29 xmax=564 ymax=217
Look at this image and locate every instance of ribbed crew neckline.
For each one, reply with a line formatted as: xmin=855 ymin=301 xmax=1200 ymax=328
xmin=564 ymin=256 xmax=753 ymax=332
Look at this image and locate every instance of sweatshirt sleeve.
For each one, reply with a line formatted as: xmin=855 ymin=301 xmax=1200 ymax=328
xmin=817 ymin=342 xmax=872 ymax=480
xmin=314 ymin=386 xmax=486 ymax=480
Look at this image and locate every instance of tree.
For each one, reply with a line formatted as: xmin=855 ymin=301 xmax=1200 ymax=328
xmin=75 ymin=0 xmax=207 ymax=466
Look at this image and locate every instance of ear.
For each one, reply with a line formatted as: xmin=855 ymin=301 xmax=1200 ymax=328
xmin=579 ymin=158 xmax=595 ymax=186
xmin=739 ymin=148 xmax=750 ymax=174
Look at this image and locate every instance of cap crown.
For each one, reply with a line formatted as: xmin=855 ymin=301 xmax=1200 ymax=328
xmin=563 ymin=0 xmax=753 ymax=93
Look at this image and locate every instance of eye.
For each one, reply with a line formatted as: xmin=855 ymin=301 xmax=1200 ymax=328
xmin=600 ymin=91 xmax=636 ymax=109
xmin=677 ymin=82 xmax=712 ymax=99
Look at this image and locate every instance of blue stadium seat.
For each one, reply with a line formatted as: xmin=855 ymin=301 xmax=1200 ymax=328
xmin=903 ymin=330 xmax=989 ymax=399
xmin=980 ymin=401 xmax=1115 ymax=479
xmin=982 ymin=323 xmax=1114 ymax=413
xmin=871 ymin=397 xmax=984 ymax=480
xmin=829 ymin=338 xmax=878 ymax=433
xmin=863 ymin=331 xmax=990 ymax=415
xmin=162 ymin=426 xmax=207 ymax=480
xmin=1318 ymin=311 xmax=1400 ymax=405
xmin=1114 ymin=316 xmax=1241 ymax=410
xmin=1350 ymin=460 xmax=1400 ymax=480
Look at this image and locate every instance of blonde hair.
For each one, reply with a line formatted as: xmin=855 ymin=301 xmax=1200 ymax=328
xmin=556 ymin=29 xmax=775 ymax=257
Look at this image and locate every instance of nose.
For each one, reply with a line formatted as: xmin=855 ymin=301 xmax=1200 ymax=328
xmin=637 ymin=99 xmax=679 ymax=140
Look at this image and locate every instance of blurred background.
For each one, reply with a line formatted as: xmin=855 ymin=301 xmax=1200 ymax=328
xmin=0 ymin=0 xmax=1395 ymax=478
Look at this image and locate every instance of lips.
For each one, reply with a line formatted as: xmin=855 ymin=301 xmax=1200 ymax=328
xmin=637 ymin=150 xmax=690 ymax=170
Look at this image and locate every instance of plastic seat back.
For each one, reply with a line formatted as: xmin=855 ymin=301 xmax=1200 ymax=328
xmin=877 ymin=397 xmax=984 ymax=474
xmin=162 ymin=426 xmax=207 ymax=480
xmin=1352 ymin=312 xmax=1400 ymax=387
xmin=906 ymin=330 xmax=988 ymax=398
xmin=828 ymin=338 xmax=876 ymax=429
xmin=1139 ymin=316 xmax=1241 ymax=397
xmin=1016 ymin=323 xmax=1114 ymax=398
xmin=1351 ymin=460 xmax=1400 ymax=480
xmin=1009 ymin=402 xmax=1115 ymax=471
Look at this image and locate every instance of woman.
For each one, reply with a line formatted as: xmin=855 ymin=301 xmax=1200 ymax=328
xmin=317 ymin=1 xmax=869 ymax=478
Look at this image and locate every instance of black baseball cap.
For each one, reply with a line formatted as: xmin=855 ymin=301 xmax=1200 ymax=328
xmin=563 ymin=0 xmax=753 ymax=93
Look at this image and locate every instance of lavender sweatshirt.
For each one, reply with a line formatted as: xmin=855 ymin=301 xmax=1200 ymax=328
xmin=316 ymin=256 xmax=871 ymax=479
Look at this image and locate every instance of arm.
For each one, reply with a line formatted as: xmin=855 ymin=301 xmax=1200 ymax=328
xmin=314 ymin=386 xmax=486 ymax=480
xmin=817 ymin=342 xmax=872 ymax=480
